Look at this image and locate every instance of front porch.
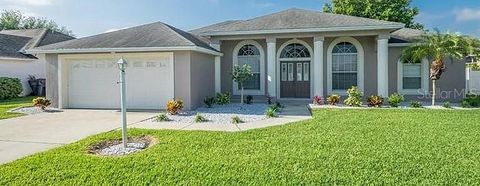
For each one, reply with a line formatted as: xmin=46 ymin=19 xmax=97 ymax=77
xmin=211 ymin=34 xmax=391 ymax=100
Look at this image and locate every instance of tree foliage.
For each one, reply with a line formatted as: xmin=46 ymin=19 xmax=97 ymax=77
xmin=0 ymin=10 xmax=74 ymax=36
xmin=323 ymin=0 xmax=423 ymax=29
xmin=232 ymin=64 xmax=253 ymax=104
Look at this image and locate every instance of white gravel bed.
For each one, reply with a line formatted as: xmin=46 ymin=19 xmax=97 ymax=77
xmin=9 ymin=106 xmax=62 ymax=115
xmin=154 ymin=103 xmax=270 ymax=124
xmin=98 ymin=142 xmax=147 ymax=156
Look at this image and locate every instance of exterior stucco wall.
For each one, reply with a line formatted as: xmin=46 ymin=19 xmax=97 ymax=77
xmin=0 ymin=55 xmax=47 ymax=96
xmin=45 ymin=54 xmax=59 ymax=107
xmin=173 ymin=51 xmax=192 ymax=109
xmin=220 ymin=39 xmax=268 ymax=95
xmin=190 ymin=51 xmax=216 ymax=109
xmin=389 ymin=47 xmax=466 ymax=101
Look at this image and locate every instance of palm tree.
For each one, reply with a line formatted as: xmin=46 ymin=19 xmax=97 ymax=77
xmin=400 ymin=30 xmax=479 ymax=106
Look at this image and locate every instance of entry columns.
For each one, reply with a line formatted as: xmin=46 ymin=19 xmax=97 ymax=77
xmin=266 ymin=37 xmax=277 ymax=97
xmin=313 ymin=36 xmax=324 ymax=97
xmin=377 ymin=34 xmax=390 ymax=97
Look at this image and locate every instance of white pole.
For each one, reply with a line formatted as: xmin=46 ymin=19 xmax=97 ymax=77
xmin=120 ymin=64 xmax=127 ymax=149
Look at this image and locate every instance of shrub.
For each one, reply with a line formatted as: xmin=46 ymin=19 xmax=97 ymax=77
xmin=32 ymin=97 xmax=51 ymax=110
xmin=245 ymin=95 xmax=253 ymax=104
xmin=266 ymin=94 xmax=273 ymax=105
xmin=265 ymin=107 xmax=277 ymax=118
xmin=327 ymin=94 xmax=341 ymax=105
xmin=203 ymin=97 xmax=215 ymax=108
xmin=166 ymin=98 xmax=184 ymax=115
xmin=461 ymin=100 xmax=471 ymax=108
xmin=462 ymin=94 xmax=480 ymax=107
xmin=275 ymin=101 xmax=283 ymax=109
xmin=312 ymin=95 xmax=322 ymax=105
xmin=410 ymin=100 xmax=423 ymax=108
xmin=216 ymin=92 xmax=230 ymax=105
xmin=231 ymin=116 xmax=242 ymax=124
xmin=268 ymin=104 xmax=280 ymax=113
xmin=154 ymin=113 xmax=170 ymax=122
xmin=388 ymin=93 xmax=404 ymax=107
xmin=344 ymin=86 xmax=362 ymax=107
xmin=0 ymin=77 xmax=23 ymax=100
xmin=443 ymin=101 xmax=452 ymax=109
xmin=367 ymin=95 xmax=384 ymax=107
xmin=194 ymin=113 xmax=208 ymax=123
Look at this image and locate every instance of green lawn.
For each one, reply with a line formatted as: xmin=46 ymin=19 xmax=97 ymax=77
xmin=1 ymin=109 xmax=480 ymax=185
xmin=0 ymin=96 xmax=34 ymax=120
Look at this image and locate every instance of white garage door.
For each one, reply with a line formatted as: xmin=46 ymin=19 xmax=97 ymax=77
xmin=66 ymin=53 xmax=174 ymax=110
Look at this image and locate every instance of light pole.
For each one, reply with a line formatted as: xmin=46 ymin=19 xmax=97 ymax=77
xmin=117 ymin=57 xmax=128 ymax=149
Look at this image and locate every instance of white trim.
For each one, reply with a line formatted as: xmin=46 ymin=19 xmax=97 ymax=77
xmin=199 ymin=24 xmax=404 ymax=36
xmin=232 ymin=40 xmax=265 ymax=96
xmin=26 ymin=46 xmax=223 ymax=56
xmin=389 ymin=43 xmax=413 ymax=47
xmin=276 ymin=39 xmax=313 ymax=98
xmin=327 ymin=37 xmax=365 ymax=95
xmin=397 ymin=58 xmax=429 ymax=95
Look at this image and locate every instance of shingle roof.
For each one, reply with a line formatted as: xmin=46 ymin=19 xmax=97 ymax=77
xmin=0 ymin=28 xmax=75 ymax=60
xmin=390 ymin=28 xmax=425 ymax=42
xmin=190 ymin=8 xmax=404 ymax=36
xmin=33 ymin=22 xmax=218 ymax=52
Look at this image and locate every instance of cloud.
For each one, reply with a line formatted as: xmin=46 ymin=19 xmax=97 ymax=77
xmin=455 ymin=8 xmax=480 ymax=21
xmin=1 ymin=0 xmax=54 ymax=6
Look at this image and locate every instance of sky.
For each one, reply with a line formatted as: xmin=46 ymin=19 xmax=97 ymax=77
xmin=1 ymin=0 xmax=480 ymax=38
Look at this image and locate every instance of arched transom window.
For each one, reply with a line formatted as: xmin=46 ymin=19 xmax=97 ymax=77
xmin=332 ymin=42 xmax=358 ymax=90
xmin=237 ymin=44 xmax=261 ymax=90
xmin=280 ymin=43 xmax=311 ymax=58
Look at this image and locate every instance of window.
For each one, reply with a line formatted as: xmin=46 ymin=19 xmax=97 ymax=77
xmin=303 ymin=63 xmax=309 ymax=81
xmin=237 ymin=44 xmax=261 ymax=90
xmin=332 ymin=42 xmax=358 ymax=90
xmin=402 ymin=63 xmax=422 ymax=89
xmin=280 ymin=43 xmax=310 ymax=58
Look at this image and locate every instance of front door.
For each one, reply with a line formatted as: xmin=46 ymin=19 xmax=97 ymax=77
xmin=280 ymin=61 xmax=310 ymax=98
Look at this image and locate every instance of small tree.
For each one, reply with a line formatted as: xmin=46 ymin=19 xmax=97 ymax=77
xmin=232 ymin=64 xmax=253 ymax=104
xmin=401 ymin=30 xmax=480 ymax=106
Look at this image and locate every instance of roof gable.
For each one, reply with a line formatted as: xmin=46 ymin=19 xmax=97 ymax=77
xmin=33 ymin=22 xmax=218 ymax=53
xmin=191 ymin=8 xmax=404 ymax=36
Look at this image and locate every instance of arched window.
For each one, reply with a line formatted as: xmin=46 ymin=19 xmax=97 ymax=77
xmin=280 ymin=43 xmax=311 ymax=58
xmin=237 ymin=44 xmax=261 ymax=90
xmin=332 ymin=42 xmax=358 ymax=90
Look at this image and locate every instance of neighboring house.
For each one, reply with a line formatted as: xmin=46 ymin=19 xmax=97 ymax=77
xmin=28 ymin=8 xmax=467 ymax=110
xmin=0 ymin=29 xmax=75 ymax=95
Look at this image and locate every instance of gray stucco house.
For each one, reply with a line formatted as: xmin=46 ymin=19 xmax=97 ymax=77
xmin=28 ymin=8 xmax=467 ymax=110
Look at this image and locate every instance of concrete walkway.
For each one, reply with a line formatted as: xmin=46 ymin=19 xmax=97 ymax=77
xmin=0 ymin=109 xmax=156 ymax=164
xmin=131 ymin=101 xmax=312 ymax=132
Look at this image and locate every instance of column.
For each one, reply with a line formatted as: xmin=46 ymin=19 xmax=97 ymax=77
xmin=266 ymin=37 xmax=277 ymax=97
xmin=377 ymin=34 xmax=389 ymax=97
xmin=313 ymin=36 xmax=325 ymax=97
xmin=210 ymin=41 xmax=221 ymax=93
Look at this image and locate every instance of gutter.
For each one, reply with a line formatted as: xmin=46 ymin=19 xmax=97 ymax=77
xmin=26 ymin=46 xmax=223 ymax=56
xmin=199 ymin=24 xmax=404 ymax=36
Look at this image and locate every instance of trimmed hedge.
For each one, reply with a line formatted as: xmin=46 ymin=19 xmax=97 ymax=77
xmin=0 ymin=77 xmax=23 ymax=100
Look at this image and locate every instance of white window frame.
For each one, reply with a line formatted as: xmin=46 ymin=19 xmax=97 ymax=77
xmin=232 ymin=40 xmax=265 ymax=95
xmin=327 ymin=37 xmax=365 ymax=95
xmin=397 ymin=58 xmax=429 ymax=95
xmin=276 ymin=39 xmax=313 ymax=98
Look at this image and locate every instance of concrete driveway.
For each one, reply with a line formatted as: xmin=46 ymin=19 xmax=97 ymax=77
xmin=0 ymin=109 xmax=156 ymax=164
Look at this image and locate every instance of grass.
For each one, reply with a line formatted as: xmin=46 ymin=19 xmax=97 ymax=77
xmin=0 ymin=96 xmax=34 ymax=120
xmin=1 ymin=109 xmax=480 ymax=185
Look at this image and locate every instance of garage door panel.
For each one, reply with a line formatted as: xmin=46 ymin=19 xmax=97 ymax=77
xmin=67 ymin=54 xmax=173 ymax=110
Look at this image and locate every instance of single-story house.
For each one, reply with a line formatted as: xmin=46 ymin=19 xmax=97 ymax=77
xmin=0 ymin=28 xmax=75 ymax=95
xmin=27 ymin=8 xmax=467 ymax=110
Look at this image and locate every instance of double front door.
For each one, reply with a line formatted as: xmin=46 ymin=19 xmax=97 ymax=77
xmin=280 ymin=61 xmax=310 ymax=98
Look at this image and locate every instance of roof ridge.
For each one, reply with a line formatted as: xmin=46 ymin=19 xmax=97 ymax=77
xmin=160 ymin=22 xmax=197 ymax=47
